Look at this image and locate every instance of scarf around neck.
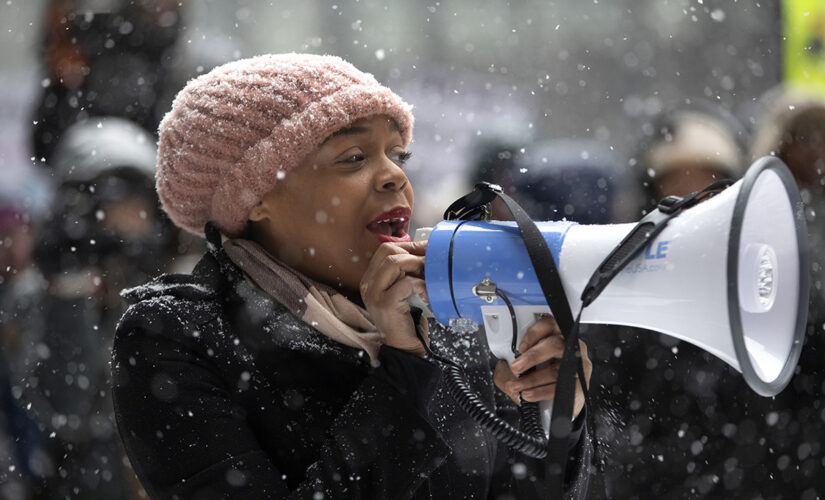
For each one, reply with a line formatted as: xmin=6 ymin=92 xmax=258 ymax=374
xmin=222 ymin=238 xmax=387 ymax=359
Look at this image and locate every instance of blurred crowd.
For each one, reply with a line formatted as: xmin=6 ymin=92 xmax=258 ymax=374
xmin=1 ymin=2 xmax=201 ymax=499
xmin=1 ymin=1 xmax=824 ymax=499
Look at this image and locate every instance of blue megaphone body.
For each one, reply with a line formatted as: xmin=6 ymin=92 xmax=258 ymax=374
xmin=426 ymin=219 xmax=572 ymax=329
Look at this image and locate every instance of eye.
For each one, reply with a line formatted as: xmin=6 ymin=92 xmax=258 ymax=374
xmin=338 ymin=153 xmax=367 ymax=164
xmin=392 ymin=151 xmax=413 ymax=166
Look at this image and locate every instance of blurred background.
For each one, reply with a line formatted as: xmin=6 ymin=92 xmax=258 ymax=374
xmin=1 ymin=0 xmax=823 ymax=499
xmin=0 ymin=0 xmax=786 ymax=220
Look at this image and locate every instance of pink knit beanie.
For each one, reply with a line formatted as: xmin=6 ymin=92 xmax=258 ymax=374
xmin=156 ymin=53 xmax=414 ymax=237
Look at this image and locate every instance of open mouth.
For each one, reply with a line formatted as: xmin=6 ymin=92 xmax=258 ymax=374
xmin=366 ymin=206 xmax=412 ymax=243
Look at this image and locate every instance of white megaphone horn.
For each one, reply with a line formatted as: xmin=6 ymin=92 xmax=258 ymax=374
xmin=420 ymin=157 xmax=810 ymax=399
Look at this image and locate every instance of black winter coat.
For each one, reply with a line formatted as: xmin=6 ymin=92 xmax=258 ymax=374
xmin=112 ymin=234 xmax=593 ymax=499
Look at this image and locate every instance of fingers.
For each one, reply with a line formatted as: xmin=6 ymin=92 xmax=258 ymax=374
xmin=359 ymin=242 xmax=429 ymax=358
xmin=493 ymin=360 xmax=520 ymax=404
xmin=496 ymin=361 xmax=560 ymax=403
xmin=502 ymin=339 xmax=593 ymax=408
xmin=365 ymin=243 xmax=425 ymax=276
xmin=518 ymin=315 xmax=561 ymax=353
xmin=505 ymin=363 xmax=558 ymax=393
xmin=501 ymin=364 xmax=567 ymax=403
xmin=510 ymin=335 xmax=565 ymax=375
xmin=383 ymin=276 xmax=426 ymax=305
xmin=521 ymin=383 xmax=558 ymax=403
xmin=360 ymin=246 xmax=425 ymax=300
xmin=391 ymin=239 xmax=428 ymax=256
xmin=363 ymin=254 xmax=424 ymax=295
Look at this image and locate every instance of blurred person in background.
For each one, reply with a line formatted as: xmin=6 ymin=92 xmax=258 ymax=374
xmin=0 ymin=380 xmax=27 ymax=500
xmin=634 ymin=108 xmax=746 ymax=211
xmin=510 ymin=139 xmax=636 ymax=224
xmin=32 ymin=0 xmax=182 ymax=163
xmin=750 ymin=85 xmax=825 ymax=329
xmin=467 ymin=138 xmax=526 ymax=221
xmin=0 ymin=170 xmax=52 ymax=500
xmin=468 ymin=138 xmax=636 ymax=224
xmin=6 ymin=117 xmax=177 ymax=498
xmin=471 ymin=139 xmax=524 ymax=193
xmin=0 ymin=173 xmax=50 ymax=288
xmin=35 ymin=117 xmax=178 ymax=286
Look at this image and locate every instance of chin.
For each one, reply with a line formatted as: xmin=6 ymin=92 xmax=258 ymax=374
xmin=331 ymin=261 xmax=368 ymax=291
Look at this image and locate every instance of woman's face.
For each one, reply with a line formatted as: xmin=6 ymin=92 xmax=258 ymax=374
xmin=249 ymin=114 xmax=414 ymax=291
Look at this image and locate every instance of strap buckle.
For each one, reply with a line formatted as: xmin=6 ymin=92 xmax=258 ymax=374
xmin=443 ymin=182 xmax=502 ymax=221
xmin=657 ymin=195 xmax=684 ymax=214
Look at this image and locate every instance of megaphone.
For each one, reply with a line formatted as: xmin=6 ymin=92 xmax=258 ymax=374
xmin=422 ymin=157 xmax=809 ymax=399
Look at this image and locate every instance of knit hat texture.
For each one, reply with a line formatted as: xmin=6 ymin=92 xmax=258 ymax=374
xmin=156 ymin=53 xmax=414 ymax=237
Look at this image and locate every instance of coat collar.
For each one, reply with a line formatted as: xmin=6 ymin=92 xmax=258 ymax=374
xmin=205 ymin=222 xmax=370 ymax=366
xmin=123 ymin=223 xmax=371 ymax=366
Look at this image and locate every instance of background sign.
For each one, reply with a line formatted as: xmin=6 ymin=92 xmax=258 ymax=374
xmin=784 ymin=0 xmax=825 ymax=95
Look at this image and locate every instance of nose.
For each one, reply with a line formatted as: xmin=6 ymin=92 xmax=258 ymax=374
xmin=374 ymin=156 xmax=408 ymax=192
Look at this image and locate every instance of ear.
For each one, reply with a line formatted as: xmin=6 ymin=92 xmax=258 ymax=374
xmin=248 ymin=200 xmax=269 ymax=223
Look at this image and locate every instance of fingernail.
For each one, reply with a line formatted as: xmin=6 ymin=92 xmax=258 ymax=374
xmin=507 ymin=382 xmax=522 ymax=393
xmin=511 ymin=359 xmax=524 ymax=372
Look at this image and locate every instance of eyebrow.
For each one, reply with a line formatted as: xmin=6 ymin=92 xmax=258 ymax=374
xmin=327 ymin=126 xmax=370 ymax=141
xmin=321 ymin=120 xmax=401 ymax=145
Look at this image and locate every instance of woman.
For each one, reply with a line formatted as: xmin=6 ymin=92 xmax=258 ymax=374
xmin=112 ymin=54 xmax=593 ymax=499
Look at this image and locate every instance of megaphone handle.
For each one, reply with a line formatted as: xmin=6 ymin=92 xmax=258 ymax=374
xmin=539 ymin=399 xmax=554 ymax=437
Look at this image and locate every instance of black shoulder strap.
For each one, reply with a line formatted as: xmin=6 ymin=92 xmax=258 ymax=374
xmin=443 ymin=179 xmax=735 ymax=494
xmin=445 ymin=183 xmax=592 ymax=495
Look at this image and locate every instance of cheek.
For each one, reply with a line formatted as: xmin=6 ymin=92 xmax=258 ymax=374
xmin=316 ymin=185 xmax=368 ymax=234
xmin=306 ymin=199 xmax=366 ymax=256
xmin=277 ymin=185 xmax=338 ymax=230
xmin=405 ymin=183 xmax=415 ymax=206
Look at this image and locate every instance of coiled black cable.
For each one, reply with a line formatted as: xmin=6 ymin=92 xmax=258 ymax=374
xmin=443 ymin=364 xmax=549 ymax=458
xmin=414 ymin=287 xmax=551 ymax=459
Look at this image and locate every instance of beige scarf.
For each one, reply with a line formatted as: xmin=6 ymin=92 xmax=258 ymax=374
xmin=223 ymin=239 xmax=386 ymax=359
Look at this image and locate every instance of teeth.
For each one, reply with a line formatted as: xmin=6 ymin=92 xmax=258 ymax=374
xmin=376 ymin=217 xmax=407 ymax=224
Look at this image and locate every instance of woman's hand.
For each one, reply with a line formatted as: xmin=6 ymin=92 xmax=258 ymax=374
xmin=493 ymin=316 xmax=592 ymax=418
xmin=360 ymin=241 xmax=429 ymax=356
